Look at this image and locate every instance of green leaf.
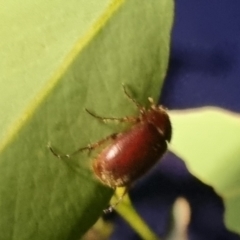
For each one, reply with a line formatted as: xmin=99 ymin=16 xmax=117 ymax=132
xmin=0 ymin=0 xmax=174 ymax=239
xmin=170 ymin=107 xmax=240 ymax=234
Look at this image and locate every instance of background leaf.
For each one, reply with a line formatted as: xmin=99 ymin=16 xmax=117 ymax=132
xmin=170 ymin=107 xmax=240 ymax=234
xmin=0 ymin=0 xmax=174 ymax=239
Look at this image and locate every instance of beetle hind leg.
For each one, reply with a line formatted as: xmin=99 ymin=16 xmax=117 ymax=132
xmin=103 ymin=186 xmax=129 ymax=214
xmin=48 ymin=142 xmax=91 ymax=159
xmin=48 ymin=133 xmax=118 ymax=159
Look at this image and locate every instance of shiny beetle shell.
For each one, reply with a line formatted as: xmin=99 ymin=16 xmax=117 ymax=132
xmin=92 ymin=104 xmax=171 ymax=188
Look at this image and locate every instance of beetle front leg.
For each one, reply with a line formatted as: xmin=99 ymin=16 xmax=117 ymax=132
xmin=85 ymin=108 xmax=140 ymax=123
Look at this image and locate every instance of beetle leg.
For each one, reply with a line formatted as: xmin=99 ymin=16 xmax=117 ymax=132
xmin=48 ymin=142 xmax=86 ymax=159
xmin=48 ymin=133 xmax=118 ymax=159
xmin=85 ymin=108 xmax=140 ymax=123
xmin=103 ymin=186 xmax=129 ymax=214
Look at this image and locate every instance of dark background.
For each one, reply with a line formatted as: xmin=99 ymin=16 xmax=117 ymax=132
xmin=110 ymin=1 xmax=240 ymax=239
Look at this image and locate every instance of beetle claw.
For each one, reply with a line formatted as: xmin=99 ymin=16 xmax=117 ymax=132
xmin=103 ymin=206 xmax=114 ymax=214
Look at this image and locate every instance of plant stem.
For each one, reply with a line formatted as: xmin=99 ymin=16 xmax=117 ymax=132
xmin=114 ymin=188 xmax=160 ymax=240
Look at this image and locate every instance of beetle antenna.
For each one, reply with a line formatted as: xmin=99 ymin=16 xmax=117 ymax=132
xmin=122 ymin=84 xmax=145 ymax=113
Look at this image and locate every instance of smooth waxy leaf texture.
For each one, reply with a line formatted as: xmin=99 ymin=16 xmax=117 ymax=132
xmin=0 ymin=0 xmax=174 ymax=239
xmin=170 ymin=108 xmax=240 ymax=234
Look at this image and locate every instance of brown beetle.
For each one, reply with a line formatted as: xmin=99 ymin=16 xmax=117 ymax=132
xmin=49 ymin=85 xmax=172 ymax=212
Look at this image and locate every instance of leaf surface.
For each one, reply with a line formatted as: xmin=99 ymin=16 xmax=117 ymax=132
xmin=170 ymin=108 xmax=240 ymax=234
xmin=0 ymin=0 xmax=174 ymax=239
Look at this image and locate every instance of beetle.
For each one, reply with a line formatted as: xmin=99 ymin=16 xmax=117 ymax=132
xmin=49 ymin=85 xmax=172 ymax=212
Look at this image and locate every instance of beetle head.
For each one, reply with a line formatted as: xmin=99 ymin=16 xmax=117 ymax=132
xmin=143 ymin=98 xmax=172 ymax=142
